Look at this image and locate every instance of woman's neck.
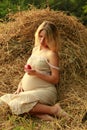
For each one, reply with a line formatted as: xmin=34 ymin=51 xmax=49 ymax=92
xmin=39 ymin=45 xmax=49 ymax=51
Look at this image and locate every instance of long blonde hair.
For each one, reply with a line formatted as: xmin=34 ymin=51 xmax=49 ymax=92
xmin=34 ymin=21 xmax=59 ymax=52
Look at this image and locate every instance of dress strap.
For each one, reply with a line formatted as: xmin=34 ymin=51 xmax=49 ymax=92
xmin=44 ymin=58 xmax=60 ymax=70
xmin=30 ymin=55 xmax=60 ymax=70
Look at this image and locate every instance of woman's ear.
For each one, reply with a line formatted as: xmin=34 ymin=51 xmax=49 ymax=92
xmin=40 ymin=37 xmax=45 ymax=45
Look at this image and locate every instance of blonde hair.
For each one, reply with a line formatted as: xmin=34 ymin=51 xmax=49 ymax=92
xmin=35 ymin=21 xmax=59 ymax=52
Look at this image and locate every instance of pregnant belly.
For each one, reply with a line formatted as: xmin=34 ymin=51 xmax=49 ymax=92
xmin=22 ymin=73 xmax=54 ymax=91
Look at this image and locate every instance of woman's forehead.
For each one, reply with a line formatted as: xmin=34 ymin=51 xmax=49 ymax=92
xmin=39 ymin=30 xmax=46 ymax=36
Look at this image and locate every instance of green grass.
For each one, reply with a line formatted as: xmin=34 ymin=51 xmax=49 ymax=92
xmin=1 ymin=114 xmax=67 ymax=130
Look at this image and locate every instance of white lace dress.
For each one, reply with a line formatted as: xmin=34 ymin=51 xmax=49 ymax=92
xmin=0 ymin=52 xmax=59 ymax=115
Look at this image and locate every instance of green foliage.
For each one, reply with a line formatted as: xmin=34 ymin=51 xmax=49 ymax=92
xmin=0 ymin=0 xmax=17 ymax=18
xmin=83 ymin=5 xmax=87 ymax=13
xmin=49 ymin=0 xmax=87 ymax=25
xmin=0 ymin=0 xmax=29 ymax=18
xmin=0 ymin=0 xmax=87 ymax=25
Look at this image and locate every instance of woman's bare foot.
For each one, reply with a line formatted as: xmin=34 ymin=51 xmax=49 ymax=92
xmin=53 ymin=103 xmax=69 ymax=119
xmin=35 ymin=114 xmax=54 ymax=121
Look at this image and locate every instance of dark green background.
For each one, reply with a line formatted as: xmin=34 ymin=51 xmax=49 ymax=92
xmin=0 ymin=0 xmax=87 ymax=25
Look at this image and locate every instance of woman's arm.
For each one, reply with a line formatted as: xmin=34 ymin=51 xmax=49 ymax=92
xmin=36 ymin=52 xmax=59 ymax=84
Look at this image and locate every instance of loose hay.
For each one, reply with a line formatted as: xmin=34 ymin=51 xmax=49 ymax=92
xmin=0 ymin=9 xmax=87 ymax=130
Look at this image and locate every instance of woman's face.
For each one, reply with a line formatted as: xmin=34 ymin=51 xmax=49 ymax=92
xmin=38 ymin=30 xmax=47 ymax=46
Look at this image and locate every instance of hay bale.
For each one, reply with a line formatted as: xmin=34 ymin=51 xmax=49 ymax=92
xmin=0 ymin=9 xmax=87 ymax=130
xmin=0 ymin=9 xmax=87 ymax=99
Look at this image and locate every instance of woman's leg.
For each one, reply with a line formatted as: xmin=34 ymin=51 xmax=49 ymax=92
xmin=30 ymin=103 xmax=56 ymax=115
xmin=30 ymin=103 xmax=68 ymax=118
xmin=34 ymin=114 xmax=54 ymax=121
xmin=30 ymin=103 xmax=57 ymax=121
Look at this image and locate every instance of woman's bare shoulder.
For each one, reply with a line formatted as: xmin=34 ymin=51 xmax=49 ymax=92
xmin=46 ymin=50 xmax=59 ymax=65
xmin=47 ymin=50 xmax=58 ymax=58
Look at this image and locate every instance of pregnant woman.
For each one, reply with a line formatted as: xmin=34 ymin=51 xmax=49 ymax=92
xmin=0 ymin=21 xmax=68 ymax=121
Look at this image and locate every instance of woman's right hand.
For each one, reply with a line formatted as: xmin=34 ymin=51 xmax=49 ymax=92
xmin=14 ymin=87 xmax=24 ymax=94
xmin=14 ymin=81 xmax=24 ymax=94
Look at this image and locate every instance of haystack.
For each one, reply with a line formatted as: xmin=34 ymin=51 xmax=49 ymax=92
xmin=0 ymin=9 xmax=87 ymax=129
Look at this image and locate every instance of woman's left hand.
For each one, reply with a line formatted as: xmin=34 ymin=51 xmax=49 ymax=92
xmin=24 ymin=68 xmax=37 ymax=76
xmin=28 ymin=69 xmax=37 ymax=75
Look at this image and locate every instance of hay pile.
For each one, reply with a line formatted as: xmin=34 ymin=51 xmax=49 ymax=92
xmin=0 ymin=9 xmax=87 ymax=129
